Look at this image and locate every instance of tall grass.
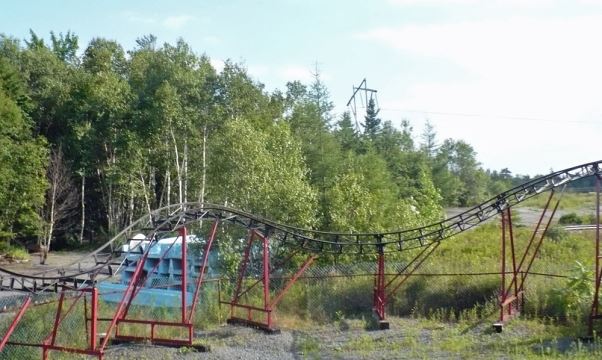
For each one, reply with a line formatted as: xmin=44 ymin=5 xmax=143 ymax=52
xmin=1 ymin=221 xmax=600 ymax=358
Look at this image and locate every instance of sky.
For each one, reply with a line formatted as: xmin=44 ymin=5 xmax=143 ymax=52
xmin=2 ymin=0 xmax=601 ymax=175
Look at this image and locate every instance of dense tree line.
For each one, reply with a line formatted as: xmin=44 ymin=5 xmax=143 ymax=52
xmin=0 ymin=31 xmax=533 ymax=257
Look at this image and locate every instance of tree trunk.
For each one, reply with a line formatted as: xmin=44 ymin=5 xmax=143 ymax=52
xmin=166 ymin=167 xmax=171 ymax=207
xmin=140 ymin=170 xmax=152 ymax=219
xmin=42 ymin=186 xmax=56 ymax=265
xmin=79 ymin=174 xmax=85 ymax=244
xmin=183 ymin=138 xmax=188 ymax=204
xmin=170 ymin=128 xmax=183 ymax=205
xmin=199 ymin=124 xmax=207 ymax=205
xmin=128 ymin=181 xmax=134 ymax=226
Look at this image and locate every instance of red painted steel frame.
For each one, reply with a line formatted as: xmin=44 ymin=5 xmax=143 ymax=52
xmin=370 ymin=241 xmax=441 ymax=323
xmin=590 ymin=175 xmax=602 ymax=334
xmin=225 ymin=229 xmax=316 ymax=330
xmin=0 ymin=296 xmax=31 ymax=352
xmin=181 ymin=226 xmax=187 ymax=323
xmin=373 ymin=250 xmax=386 ymax=321
xmin=99 ymin=229 xmax=158 ymax=351
xmin=385 ymin=242 xmax=441 ymax=298
xmin=499 ymin=209 xmax=519 ymax=322
xmin=188 ymin=220 xmax=219 ymax=323
xmin=108 ymin=224 xmax=220 ymax=348
xmin=112 ymin=226 xmax=192 ymax=347
xmin=38 ymin=287 xmax=102 ymax=360
xmin=498 ymin=191 xmax=559 ymax=324
xmin=122 ymin=227 xmax=185 ymax=319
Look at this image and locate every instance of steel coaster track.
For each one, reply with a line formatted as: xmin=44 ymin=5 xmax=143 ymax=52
xmin=1 ymin=160 xmax=600 ymax=292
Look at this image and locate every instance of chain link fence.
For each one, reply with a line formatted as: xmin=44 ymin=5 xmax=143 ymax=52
xmin=0 ymin=239 xmax=591 ymax=359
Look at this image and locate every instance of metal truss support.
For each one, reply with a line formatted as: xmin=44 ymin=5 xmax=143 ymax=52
xmin=188 ymin=220 xmax=220 ymax=323
xmin=498 ymin=208 xmax=519 ymax=324
xmin=225 ymin=229 xmax=316 ymax=332
xmin=370 ymin=241 xmax=441 ymax=330
xmin=494 ymin=190 xmax=559 ymax=332
xmin=39 ymin=287 xmax=102 ymax=360
xmin=373 ymin=245 xmax=388 ymax=329
xmin=590 ymin=174 xmax=602 ymax=335
xmin=102 ymin=225 xmax=212 ymax=350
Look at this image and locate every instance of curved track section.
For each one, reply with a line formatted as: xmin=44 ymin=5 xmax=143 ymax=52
xmin=1 ymin=160 xmax=601 ymax=291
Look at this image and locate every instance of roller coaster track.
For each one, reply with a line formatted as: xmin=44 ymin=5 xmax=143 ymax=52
xmin=1 ymin=160 xmax=601 ymax=293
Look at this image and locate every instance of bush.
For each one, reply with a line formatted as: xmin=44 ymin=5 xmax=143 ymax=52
xmin=558 ymin=213 xmax=583 ymax=225
xmin=545 ymin=225 xmax=568 ymax=242
xmin=0 ymin=241 xmax=30 ymax=261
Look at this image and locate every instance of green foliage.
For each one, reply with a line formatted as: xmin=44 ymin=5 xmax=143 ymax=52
xmin=0 ymin=82 xmax=47 ymax=242
xmin=552 ymin=261 xmax=594 ymax=322
xmin=209 ymin=119 xmax=317 ymax=226
xmin=545 ymin=225 xmax=569 ymax=242
xmin=362 ymin=98 xmax=381 ymax=141
xmin=0 ymin=31 xmax=456 ymax=252
xmin=559 ymin=212 xmax=583 ymax=225
xmin=0 ymin=242 xmax=29 ymax=260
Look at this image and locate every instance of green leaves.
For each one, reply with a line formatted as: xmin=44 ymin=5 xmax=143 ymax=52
xmin=0 ymin=87 xmax=47 ymax=241
xmin=208 ymin=119 xmax=317 ymax=227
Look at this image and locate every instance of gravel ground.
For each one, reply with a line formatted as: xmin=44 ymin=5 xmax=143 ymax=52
xmin=103 ymin=326 xmax=298 ymax=360
xmin=100 ymin=319 xmax=455 ymax=360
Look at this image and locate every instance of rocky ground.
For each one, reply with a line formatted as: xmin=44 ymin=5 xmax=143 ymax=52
xmin=98 ymin=317 xmax=601 ymax=360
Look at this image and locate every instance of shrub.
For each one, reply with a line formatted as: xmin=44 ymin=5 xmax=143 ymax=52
xmin=545 ymin=225 xmax=568 ymax=242
xmin=558 ymin=213 xmax=582 ymax=225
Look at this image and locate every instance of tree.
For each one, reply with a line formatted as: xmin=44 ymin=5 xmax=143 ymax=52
xmin=50 ymin=31 xmax=79 ymax=64
xmin=208 ymin=118 xmax=317 ymax=226
xmin=0 ymin=86 xmax=47 ymax=244
xmin=420 ymin=120 xmax=437 ymax=158
xmin=335 ymin=111 xmax=359 ymax=152
xmin=362 ymin=98 xmax=381 ymax=140
xmin=432 ymin=139 xmax=487 ymax=206
xmin=308 ymin=66 xmax=334 ymax=125
xmin=40 ymin=147 xmax=77 ymax=263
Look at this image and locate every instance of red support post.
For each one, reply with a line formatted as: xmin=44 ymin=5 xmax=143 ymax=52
xmin=225 ymin=231 xmax=316 ymax=332
xmin=231 ymin=230 xmax=256 ymax=311
xmin=262 ymin=233 xmax=271 ymax=329
xmin=90 ymin=287 xmax=98 ymax=351
xmin=181 ymin=226 xmax=188 ymax=323
xmin=517 ymin=200 xmax=559 ymax=293
xmin=49 ymin=292 xmax=66 ymax=346
xmin=507 ymin=209 xmax=519 ymax=312
xmin=123 ymin=229 xmax=186 ymax=319
xmin=0 ymin=296 xmax=31 ymax=352
xmin=590 ymin=174 xmax=602 ymax=334
xmin=500 ymin=211 xmax=507 ymax=322
xmin=373 ymin=249 xmax=387 ymax=326
xmin=386 ymin=242 xmax=440 ymax=298
xmin=270 ymin=255 xmax=317 ymax=308
xmin=100 ymin=232 xmax=158 ymax=350
xmin=188 ymin=220 xmax=219 ymax=323
xmin=496 ymin=192 xmax=559 ymax=331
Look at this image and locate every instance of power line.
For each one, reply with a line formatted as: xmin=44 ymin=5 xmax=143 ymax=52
xmin=374 ymin=107 xmax=600 ymax=125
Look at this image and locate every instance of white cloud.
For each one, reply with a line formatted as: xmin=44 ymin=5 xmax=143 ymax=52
xmin=358 ymin=15 xmax=602 ymax=117
xmin=387 ymin=0 xmax=566 ymax=7
xmin=276 ymin=65 xmax=314 ymax=82
xmin=387 ymin=0 xmax=479 ymax=5
xmin=162 ymin=15 xmax=195 ymax=30
xmin=358 ymin=14 xmax=602 ymax=173
xmin=247 ymin=65 xmax=269 ymax=78
xmin=122 ymin=11 xmax=156 ymax=24
xmin=202 ymin=35 xmax=221 ymax=45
